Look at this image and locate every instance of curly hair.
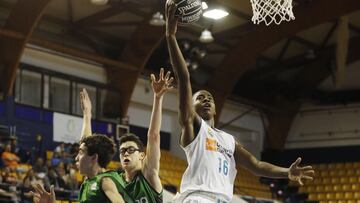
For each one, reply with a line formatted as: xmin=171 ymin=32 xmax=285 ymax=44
xmin=80 ymin=134 xmax=115 ymax=168
xmin=119 ymin=133 xmax=145 ymax=152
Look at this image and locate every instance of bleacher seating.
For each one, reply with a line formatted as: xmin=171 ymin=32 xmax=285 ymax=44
xmin=297 ymin=161 xmax=360 ymax=203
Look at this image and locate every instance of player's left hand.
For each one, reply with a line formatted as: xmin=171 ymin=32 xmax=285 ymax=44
xmin=80 ymin=88 xmax=92 ymax=117
xmin=151 ymin=68 xmax=174 ymax=98
xmin=288 ymin=157 xmax=315 ymax=185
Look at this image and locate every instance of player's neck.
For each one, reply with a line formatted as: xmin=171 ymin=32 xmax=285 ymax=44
xmin=204 ymin=119 xmax=215 ymax=128
xmin=87 ymin=165 xmax=102 ymax=178
xmin=123 ymin=167 xmax=140 ymax=182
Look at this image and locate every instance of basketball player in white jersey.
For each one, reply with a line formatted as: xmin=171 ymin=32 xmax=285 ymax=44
xmin=165 ymin=1 xmax=315 ymax=202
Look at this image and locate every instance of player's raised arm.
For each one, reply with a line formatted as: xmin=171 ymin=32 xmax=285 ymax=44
xmin=165 ymin=0 xmax=201 ymax=147
xmin=80 ymin=88 xmax=92 ymax=139
xmin=142 ymin=68 xmax=173 ymax=193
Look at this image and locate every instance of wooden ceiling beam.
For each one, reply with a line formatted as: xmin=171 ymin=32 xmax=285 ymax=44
xmin=319 ymin=22 xmax=338 ymax=50
xmin=349 ymin=23 xmax=360 ymax=34
xmin=0 ymin=27 xmax=136 ymax=72
xmin=89 ymin=21 xmax=141 ymax=27
xmin=291 ymin=36 xmax=318 ymax=49
xmin=0 ymin=0 xmax=51 ymax=96
xmin=277 ymin=39 xmax=292 ymax=61
xmin=74 ymin=3 xmax=124 ymax=26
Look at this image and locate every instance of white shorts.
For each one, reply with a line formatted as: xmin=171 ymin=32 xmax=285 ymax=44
xmin=173 ymin=191 xmax=229 ymax=203
xmin=183 ymin=195 xmax=214 ymax=203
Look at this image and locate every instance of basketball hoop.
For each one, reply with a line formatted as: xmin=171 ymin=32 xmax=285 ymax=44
xmin=250 ymin=0 xmax=295 ymax=26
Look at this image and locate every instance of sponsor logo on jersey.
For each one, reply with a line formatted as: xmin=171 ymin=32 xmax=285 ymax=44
xmin=90 ymin=182 xmax=98 ymax=190
xmin=206 ymin=138 xmax=217 ymax=151
xmin=206 ymin=138 xmax=233 ymax=158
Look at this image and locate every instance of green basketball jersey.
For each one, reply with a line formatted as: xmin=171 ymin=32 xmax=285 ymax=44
xmin=116 ymin=170 xmax=163 ymax=203
xmin=78 ymin=171 xmax=130 ymax=203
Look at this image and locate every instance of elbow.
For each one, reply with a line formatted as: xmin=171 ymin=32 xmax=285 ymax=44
xmin=147 ymin=132 xmax=160 ymax=142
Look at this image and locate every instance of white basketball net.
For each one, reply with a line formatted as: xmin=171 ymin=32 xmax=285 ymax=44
xmin=250 ymin=0 xmax=295 ymax=26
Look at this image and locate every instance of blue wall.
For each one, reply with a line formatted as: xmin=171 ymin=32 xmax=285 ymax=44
xmin=0 ymin=98 xmax=116 ymax=155
xmin=0 ymin=97 xmax=171 ymax=159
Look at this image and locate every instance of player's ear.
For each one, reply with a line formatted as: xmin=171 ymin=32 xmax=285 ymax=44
xmin=140 ymin=152 xmax=145 ymax=160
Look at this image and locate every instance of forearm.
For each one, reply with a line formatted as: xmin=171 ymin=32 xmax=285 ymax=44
xmin=166 ymin=35 xmax=190 ymax=82
xmin=148 ymin=95 xmax=163 ymax=137
xmin=81 ymin=113 xmax=92 ymax=139
xmin=253 ymin=161 xmax=289 ymax=178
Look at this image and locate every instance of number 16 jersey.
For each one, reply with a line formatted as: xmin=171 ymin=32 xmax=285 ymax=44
xmin=179 ymin=119 xmax=237 ymax=201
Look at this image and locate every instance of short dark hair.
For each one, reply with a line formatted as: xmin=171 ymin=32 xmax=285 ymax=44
xmin=119 ymin=133 xmax=144 ymax=152
xmin=80 ymin=134 xmax=115 ymax=168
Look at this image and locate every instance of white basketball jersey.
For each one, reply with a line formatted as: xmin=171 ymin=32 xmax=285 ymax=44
xmin=179 ymin=119 xmax=237 ymax=201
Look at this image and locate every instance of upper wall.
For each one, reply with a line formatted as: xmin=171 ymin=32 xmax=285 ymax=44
xmin=286 ymin=103 xmax=360 ymax=149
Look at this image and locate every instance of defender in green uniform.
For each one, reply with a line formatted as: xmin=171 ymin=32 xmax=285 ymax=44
xmin=115 ymin=69 xmax=173 ymax=203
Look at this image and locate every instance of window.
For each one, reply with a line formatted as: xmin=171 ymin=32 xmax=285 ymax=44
xmin=49 ymin=77 xmax=70 ymax=113
xmin=15 ymin=70 xmax=41 ymax=107
xmin=14 ymin=64 xmax=120 ymax=120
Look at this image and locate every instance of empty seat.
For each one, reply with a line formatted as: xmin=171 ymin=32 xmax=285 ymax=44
xmin=351 ymin=184 xmax=359 ymax=191
xmin=331 ymin=177 xmax=340 ymax=184
xmin=316 ymin=185 xmax=325 ymax=193
xmin=334 ymin=184 xmax=342 ymax=192
xmin=321 ymin=171 xmax=329 ymax=177
xmin=324 ymin=185 xmax=333 ymax=192
xmin=345 ymin=192 xmax=354 ymax=199
xmin=335 ymin=163 xmax=345 ymax=169
xmin=347 ymin=169 xmax=356 ymax=176
xmin=335 ymin=192 xmax=344 ymax=200
xmin=349 ymin=176 xmax=358 ymax=184
xmin=317 ymin=193 xmax=326 ymax=200
xmin=326 ymin=193 xmax=335 ymax=200
xmin=354 ymin=192 xmax=360 ymax=199
xmin=340 ymin=177 xmax=350 ymax=184
xmin=342 ymin=184 xmax=351 ymax=191
xmin=327 ymin=163 xmax=336 ymax=169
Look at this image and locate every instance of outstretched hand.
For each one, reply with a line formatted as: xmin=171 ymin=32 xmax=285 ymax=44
xmin=32 ymin=184 xmax=56 ymax=203
xmin=151 ymin=68 xmax=174 ymax=98
xmin=165 ymin=0 xmax=178 ymax=36
xmin=80 ymin=88 xmax=92 ymax=116
xmin=288 ymin=157 xmax=315 ymax=186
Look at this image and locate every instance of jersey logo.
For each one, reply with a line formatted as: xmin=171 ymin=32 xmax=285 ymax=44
xmin=206 ymin=138 xmax=233 ymax=158
xmin=90 ymin=182 xmax=98 ymax=190
xmin=206 ymin=138 xmax=217 ymax=151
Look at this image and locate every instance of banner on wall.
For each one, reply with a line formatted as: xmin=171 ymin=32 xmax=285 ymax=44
xmin=53 ymin=112 xmax=82 ymax=143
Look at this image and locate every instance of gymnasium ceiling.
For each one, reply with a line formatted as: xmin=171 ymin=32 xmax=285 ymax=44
xmin=0 ymin=0 xmax=360 ymax=149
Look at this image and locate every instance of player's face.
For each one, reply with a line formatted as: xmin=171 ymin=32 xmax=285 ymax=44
xmin=119 ymin=141 xmax=144 ymax=171
xmin=193 ymin=90 xmax=216 ymax=120
xmin=75 ymin=143 xmax=96 ymax=175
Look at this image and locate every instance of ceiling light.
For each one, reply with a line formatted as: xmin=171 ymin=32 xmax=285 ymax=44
xmin=203 ymin=9 xmax=229 ymax=20
xmin=199 ymin=29 xmax=214 ymax=43
xmin=90 ymin=0 xmax=108 ymax=5
xmin=149 ymin=12 xmax=165 ymax=26
xmin=202 ymin=2 xmax=208 ymax=10
xmin=305 ymin=49 xmax=316 ymax=60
